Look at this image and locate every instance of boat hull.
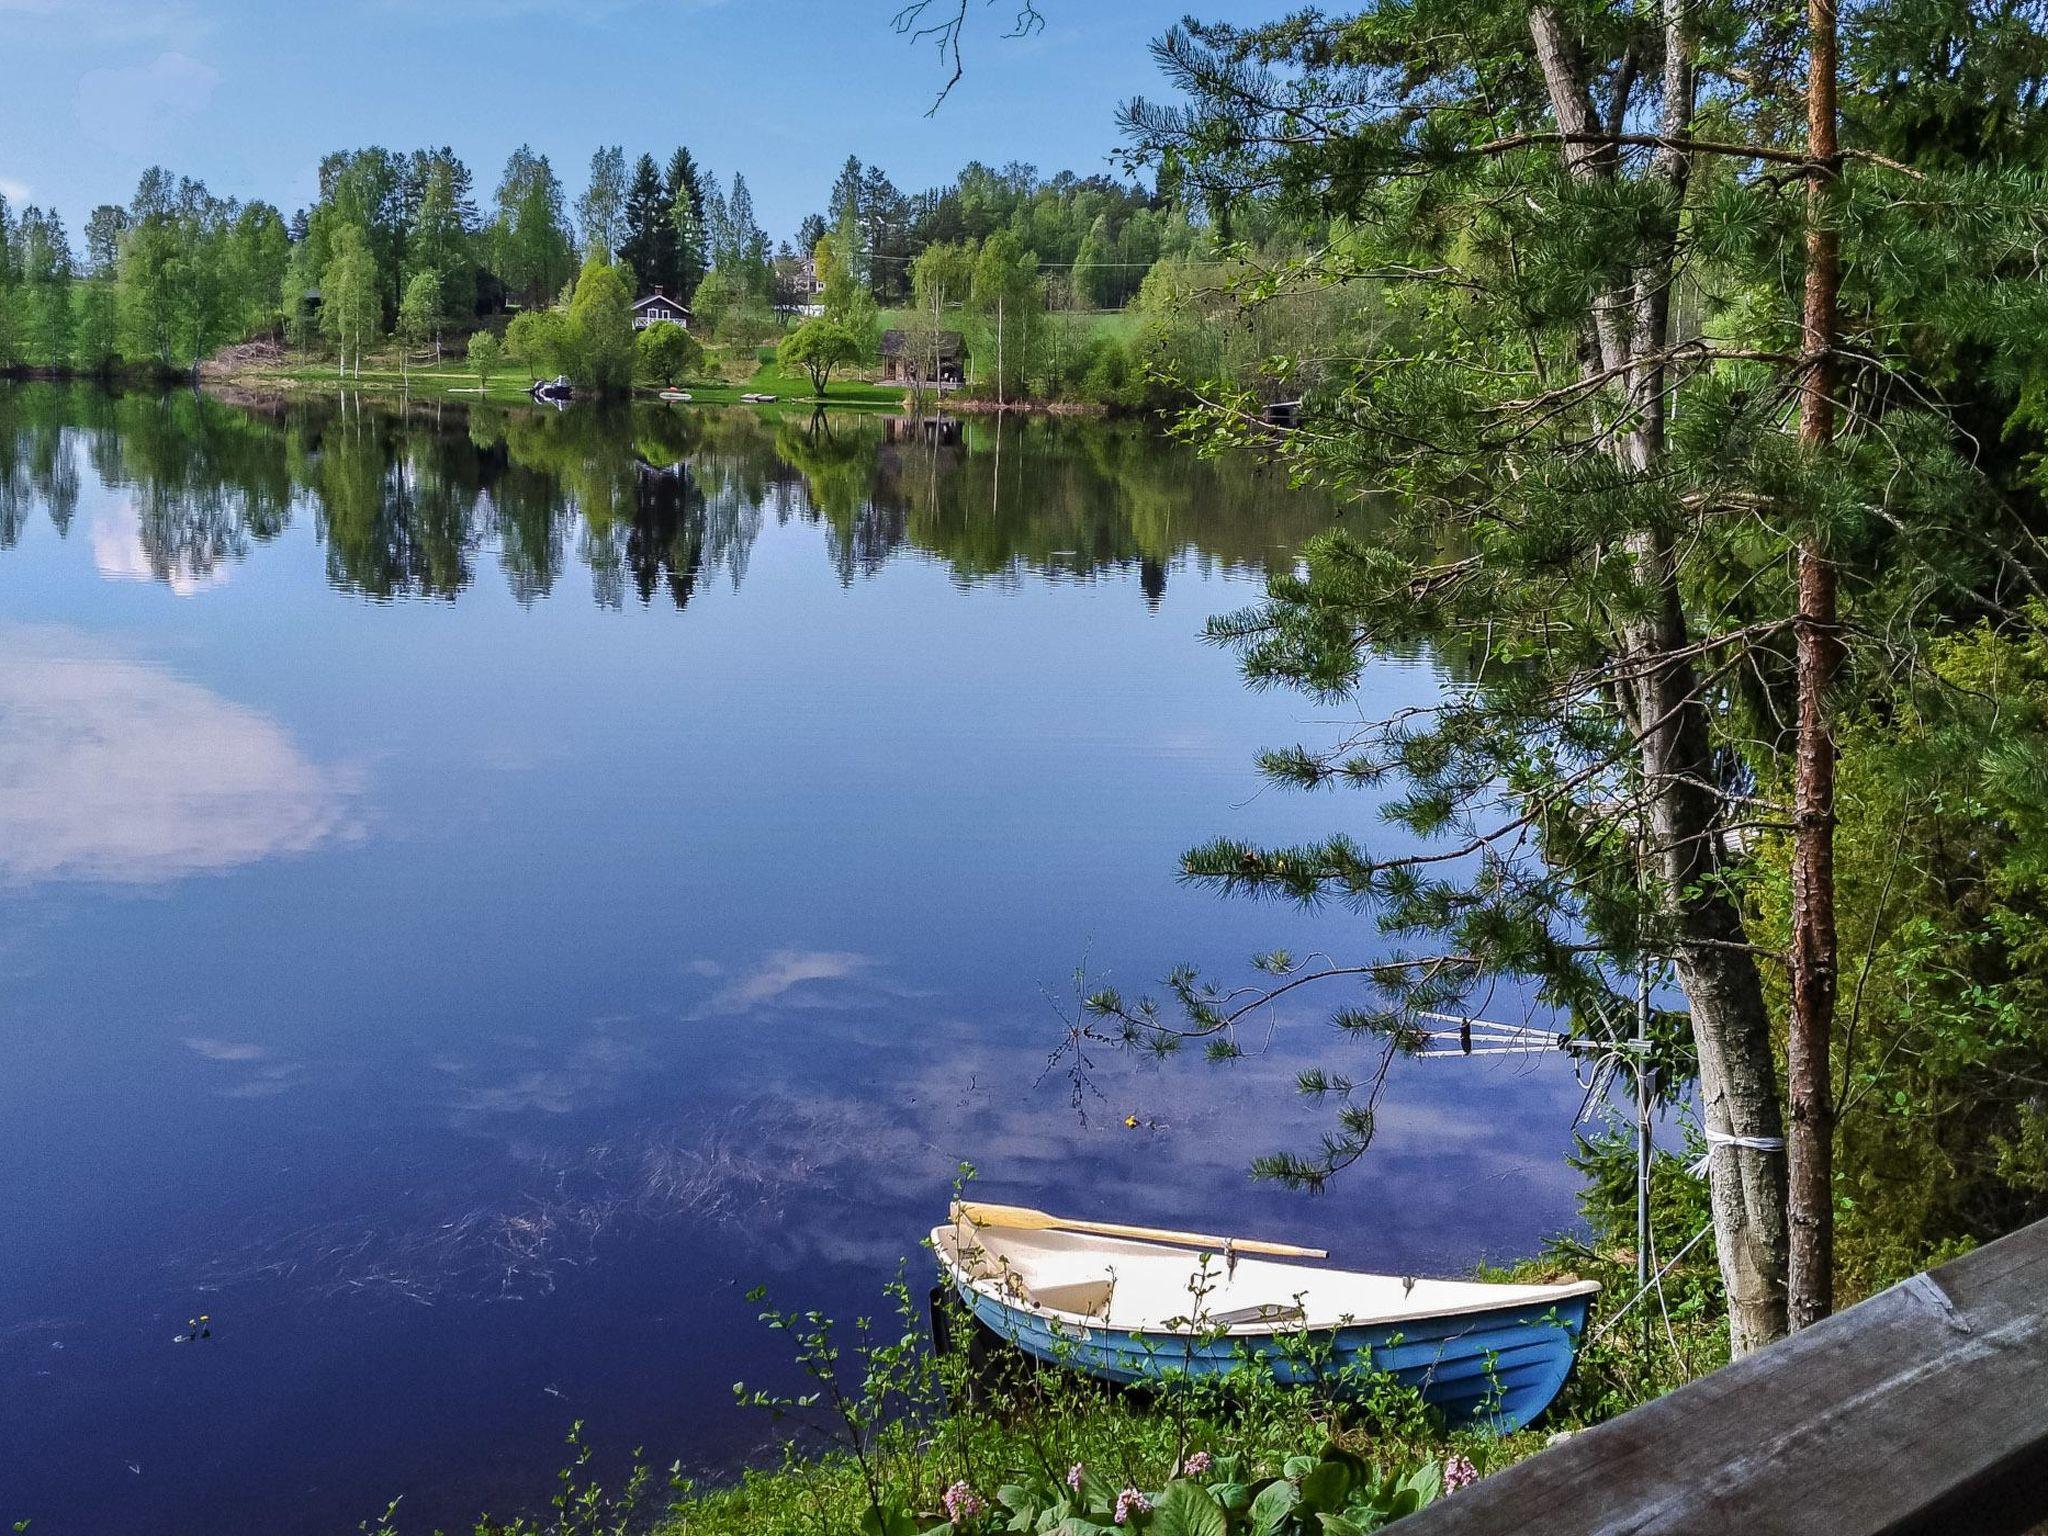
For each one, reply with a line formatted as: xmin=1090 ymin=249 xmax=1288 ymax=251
xmin=947 ymin=1276 xmax=1589 ymax=1434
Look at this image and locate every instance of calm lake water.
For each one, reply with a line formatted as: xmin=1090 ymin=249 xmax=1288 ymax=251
xmin=0 ymin=385 xmax=1590 ymax=1534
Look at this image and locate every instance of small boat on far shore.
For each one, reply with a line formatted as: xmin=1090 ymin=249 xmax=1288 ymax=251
xmin=530 ymin=375 xmax=573 ymax=403
xmin=740 ymin=391 xmax=777 ymax=403
xmin=934 ymin=1201 xmax=1597 ymax=1433
xmin=659 ymin=389 xmax=693 ymax=402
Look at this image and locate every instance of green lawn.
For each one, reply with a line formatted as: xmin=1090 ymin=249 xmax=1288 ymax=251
xmin=213 ymin=340 xmax=909 ymax=412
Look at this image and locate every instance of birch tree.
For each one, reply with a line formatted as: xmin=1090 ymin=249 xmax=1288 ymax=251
xmin=578 ymin=145 xmax=628 ymax=263
xmin=321 ymin=224 xmax=380 ymax=378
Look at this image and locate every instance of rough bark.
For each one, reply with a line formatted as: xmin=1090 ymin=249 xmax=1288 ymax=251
xmin=1789 ymin=0 xmax=1842 ymax=1332
xmin=1530 ymin=1 xmax=1792 ymax=1353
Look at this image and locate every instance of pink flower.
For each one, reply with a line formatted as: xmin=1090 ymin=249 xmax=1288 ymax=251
xmin=1443 ymin=1454 xmax=1480 ymax=1493
xmin=1179 ymin=1451 xmax=1212 ymax=1478
xmin=1114 ymin=1487 xmax=1151 ymax=1525
xmin=1067 ymin=1463 xmax=1085 ymax=1493
xmin=942 ymin=1481 xmax=983 ymax=1524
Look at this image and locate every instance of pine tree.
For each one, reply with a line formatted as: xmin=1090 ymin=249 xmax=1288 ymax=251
xmin=1105 ymin=1 xmax=2048 ymax=1354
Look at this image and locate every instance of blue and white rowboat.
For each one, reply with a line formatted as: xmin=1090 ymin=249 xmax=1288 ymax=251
xmin=934 ymin=1204 xmax=1598 ymax=1434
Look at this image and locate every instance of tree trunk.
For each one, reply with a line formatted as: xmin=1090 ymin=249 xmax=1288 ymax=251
xmin=1633 ymin=562 xmax=1792 ymax=1353
xmin=1789 ymin=0 xmax=1842 ymax=1333
xmin=1531 ymin=0 xmax=1791 ymax=1353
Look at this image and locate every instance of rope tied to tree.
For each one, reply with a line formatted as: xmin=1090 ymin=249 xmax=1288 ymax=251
xmin=1689 ymin=1130 xmax=1788 ymax=1177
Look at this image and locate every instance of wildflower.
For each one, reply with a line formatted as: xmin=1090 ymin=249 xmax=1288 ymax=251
xmin=942 ymin=1480 xmax=983 ymax=1525
xmin=1443 ymin=1454 xmax=1480 ymax=1493
xmin=1179 ymin=1450 xmax=1211 ymax=1478
xmin=1066 ymin=1463 xmax=1085 ymax=1493
xmin=1114 ymin=1488 xmax=1151 ymax=1525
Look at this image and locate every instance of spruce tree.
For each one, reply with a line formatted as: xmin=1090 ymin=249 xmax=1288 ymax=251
xmin=663 ymin=147 xmax=706 ymax=295
xmin=620 ymin=153 xmax=676 ymax=295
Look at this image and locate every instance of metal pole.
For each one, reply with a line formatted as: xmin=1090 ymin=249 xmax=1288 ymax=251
xmin=1637 ymin=950 xmax=1654 ymax=1356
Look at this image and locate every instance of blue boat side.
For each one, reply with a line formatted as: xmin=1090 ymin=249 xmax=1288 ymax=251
xmin=951 ymin=1279 xmax=1591 ymax=1434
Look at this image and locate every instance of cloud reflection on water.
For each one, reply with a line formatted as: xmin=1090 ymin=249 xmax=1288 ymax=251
xmin=696 ymin=947 xmax=874 ymax=1015
xmin=90 ymin=501 xmax=233 ymax=596
xmin=0 ymin=625 xmax=355 ymax=884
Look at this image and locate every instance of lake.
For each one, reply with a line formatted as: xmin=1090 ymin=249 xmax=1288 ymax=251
xmin=0 ymin=385 xmax=1591 ymax=1534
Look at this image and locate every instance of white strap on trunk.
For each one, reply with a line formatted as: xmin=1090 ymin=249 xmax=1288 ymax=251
xmin=1690 ymin=1129 xmax=1787 ymax=1176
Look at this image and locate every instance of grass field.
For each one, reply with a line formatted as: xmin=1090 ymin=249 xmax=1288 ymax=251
xmin=212 ymin=339 xmax=911 ymax=412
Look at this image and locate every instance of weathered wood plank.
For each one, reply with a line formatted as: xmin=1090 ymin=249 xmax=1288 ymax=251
xmin=1395 ymin=1216 xmax=2048 ymax=1536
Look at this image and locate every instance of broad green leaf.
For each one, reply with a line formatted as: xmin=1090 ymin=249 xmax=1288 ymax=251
xmin=1250 ymin=1478 xmax=1300 ymax=1533
xmin=1298 ymin=1459 xmax=1354 ymax=1512
xmin=1149 ymin=1480 xmax=1229 ymax=1536
xmin=1402 ymin=1461 xmax=1444 ymax=1506
xmin=1212 ymin=1481 xmax=1253 ymax=1514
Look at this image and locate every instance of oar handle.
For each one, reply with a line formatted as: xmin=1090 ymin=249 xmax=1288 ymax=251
xmin=952 ymin=1201 xmax=1327 ymax=1261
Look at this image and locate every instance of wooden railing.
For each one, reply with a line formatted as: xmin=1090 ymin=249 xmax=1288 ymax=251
xmin=1398 ymin=1214 xmax=2048 ymax=1535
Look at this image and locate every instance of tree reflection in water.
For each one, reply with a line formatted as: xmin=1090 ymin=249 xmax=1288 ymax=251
xmin=0 ymin=382 xmax=1346 ymax=606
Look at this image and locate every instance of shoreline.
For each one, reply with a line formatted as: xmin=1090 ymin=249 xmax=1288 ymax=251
xmin=1 ymin=363 xmax=1118 ymax=417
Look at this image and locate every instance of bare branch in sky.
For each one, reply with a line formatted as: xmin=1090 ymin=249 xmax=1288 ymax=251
xmin=892 ymin=0 xmax=1046 ymax=113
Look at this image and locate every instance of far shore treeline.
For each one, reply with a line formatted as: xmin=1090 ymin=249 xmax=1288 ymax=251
xmin=0 ymin=143 xmax=1338 ymax=407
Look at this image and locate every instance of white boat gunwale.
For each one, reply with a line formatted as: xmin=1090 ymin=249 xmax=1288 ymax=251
xmin=932 ymin=1219 xmax=1600 ymax=1339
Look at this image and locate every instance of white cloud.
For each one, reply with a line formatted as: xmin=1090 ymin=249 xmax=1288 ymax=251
xmin=75 ymin=51 xmax=222 ymax=157
xmin=0 ymin=626 xmax=357 ymax=885
xmin=0 ymin=177 xmax=29 ymax=206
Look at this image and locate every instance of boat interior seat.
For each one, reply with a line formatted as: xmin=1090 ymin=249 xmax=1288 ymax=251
xmin=1006 ymin=1274 xmax=1115 ymax=1318
xmin=955 ymin=1225 xmax=1118 ymax=1318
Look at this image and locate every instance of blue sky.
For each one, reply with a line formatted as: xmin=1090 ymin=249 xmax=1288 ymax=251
xmin=0 ymin=0 xmax=1292 ymax=242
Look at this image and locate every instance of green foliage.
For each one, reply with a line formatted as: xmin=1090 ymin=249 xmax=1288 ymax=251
xmin=1061 ymin=0 xmax=2048 ymax=1297
xmin=466 ymin=330 xmax=503 ymax=391
xmin=320 ymin=222 xmax=381 ymax=375
xmin=1748 ymin=609 xmax=2048 ymax=1296
xmin=491 ymin=145 xmax=575 ymax=309
xmin=502 ymin=259 xmax=634 ymax=393
xmin=72 ymin=280 xmax=119 ymax=374
xmin=397 ymin=269 xmax=442 ymax=355
xmin=577 ymin=145 xmax=628 ymax=263
xmin=690 ymin=268 xmax=734 ymax=335
xmin=977 ymin=1442 xmax=1445 ymax=1536
xmin=619 ymin=152 xmax=675 ymax=288
xmin=777 ymin=317 xmax=862 ymax=396
xmin=566 ymin=257 xmax=635 ymax=393
xmin=635 ymin=320 xmax=702 ymax=388
xmin=968 ymin=229 xmax=1044 ymax=400
xmin=505 ymin=306 xmax=576 ymax=376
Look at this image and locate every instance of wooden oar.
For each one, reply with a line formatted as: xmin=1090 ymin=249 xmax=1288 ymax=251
xmin=952 ymin=1200 xmax=1328 ymax=1260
